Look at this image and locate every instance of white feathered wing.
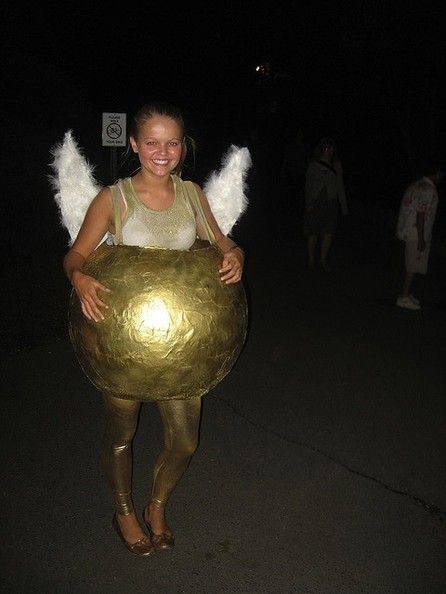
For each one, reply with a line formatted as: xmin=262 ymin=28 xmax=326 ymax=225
xmin=49 ymin=130 xmax=102 ymax=246
xmin=203 ymin=145 xmax=251 ymax=235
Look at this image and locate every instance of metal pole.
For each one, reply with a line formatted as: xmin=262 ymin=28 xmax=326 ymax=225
xmin=110 ymin=147 xmax=117 ymax=184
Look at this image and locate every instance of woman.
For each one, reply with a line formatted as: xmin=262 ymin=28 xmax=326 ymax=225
xmin=63 ymin=101 xmax=245 ymax=557
xmin=303 ymin=137 xmax=348 ymax=270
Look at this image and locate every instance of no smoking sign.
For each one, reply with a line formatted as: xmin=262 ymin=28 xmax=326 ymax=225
xmin=102 ymin=113 xmax=126 ymax=147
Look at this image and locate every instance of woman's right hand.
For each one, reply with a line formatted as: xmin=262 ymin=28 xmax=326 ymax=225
xmin=71 ymin=270 xmax=112 ymax=322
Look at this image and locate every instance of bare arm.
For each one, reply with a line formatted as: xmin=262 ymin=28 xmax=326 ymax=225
xmin=193 ymin=183 xmax=245 ymax=284
xmin=63 ymin=187 xmax=114 ymax=321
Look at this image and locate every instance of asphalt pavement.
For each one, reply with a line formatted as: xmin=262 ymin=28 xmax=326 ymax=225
xmin=1 ymin=171 xmax=445 ymax=593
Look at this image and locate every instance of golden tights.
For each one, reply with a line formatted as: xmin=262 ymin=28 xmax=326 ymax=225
xmin=101 ymin=392 xmax=202 ymax=516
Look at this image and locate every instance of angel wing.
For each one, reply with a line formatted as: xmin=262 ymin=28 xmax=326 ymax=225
xmin=48 ymin=130 xmax=102 ymax=246
xmin=49 ymin=131 xmax=251 ymax=244
xmin=203 ymin=145 xmax=251 ymax=235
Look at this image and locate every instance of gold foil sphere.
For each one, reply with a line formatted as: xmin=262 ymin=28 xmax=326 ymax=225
xmin=68 ymin=242 xmax=248 ymax=401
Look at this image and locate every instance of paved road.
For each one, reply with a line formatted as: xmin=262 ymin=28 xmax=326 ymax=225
xmin=1 ymin=171 xmax=445 ymax=593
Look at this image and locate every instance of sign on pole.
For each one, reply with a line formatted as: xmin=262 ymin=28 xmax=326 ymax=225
xmin=102 ymin=112 xmax=126 ymax=183
xmin=102 ymin=113 xmax=127 ymax=147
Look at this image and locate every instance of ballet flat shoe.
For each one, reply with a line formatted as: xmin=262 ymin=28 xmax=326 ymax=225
xmin=112 ymin=514 xmax=155 ymax=557
xmin=142 ymin=508 xmax=175 ymax=550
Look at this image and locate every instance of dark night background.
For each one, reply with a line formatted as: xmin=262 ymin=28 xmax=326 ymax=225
xmin=4 ymin=1 xmax=446 ymax=176
xmin=1 ymin=1 xmax=445 ymax=344
xmin=2 ymin=4 xmax=446 ymax=591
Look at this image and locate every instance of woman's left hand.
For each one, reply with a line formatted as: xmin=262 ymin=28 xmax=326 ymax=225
xmin=219 ymin=247 xmax=244 ymax=284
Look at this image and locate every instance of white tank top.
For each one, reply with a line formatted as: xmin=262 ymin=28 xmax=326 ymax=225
xmin=110 ymin=176 xmax=197 ymax=250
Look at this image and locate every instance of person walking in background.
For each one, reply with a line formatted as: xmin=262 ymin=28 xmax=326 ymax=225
xmin=395 ymin=163 xmax=443 ymax=310
xmin=303 ymin=137 xmax=348 ymax=270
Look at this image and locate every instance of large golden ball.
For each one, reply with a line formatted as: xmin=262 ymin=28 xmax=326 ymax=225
xmin=68 ymin=242 xmax=248 ymax=401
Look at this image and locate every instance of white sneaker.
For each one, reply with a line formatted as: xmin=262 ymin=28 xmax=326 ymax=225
xmin=396 ymin=296 xmax=421 ymax=310
xmin=409 ymin=294 xmax=420 ymax=306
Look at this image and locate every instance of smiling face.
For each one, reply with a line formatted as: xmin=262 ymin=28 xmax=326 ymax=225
xmin=130 ymin=115 xmax=184 ymax=177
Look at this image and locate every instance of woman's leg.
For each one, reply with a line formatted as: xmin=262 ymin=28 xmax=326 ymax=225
xmin=101 ymin=392 xmax=146 ymax=543
xmin=401 ymin=271 xmax=415 ymax=298
xmin=144 ymin=397 xmax=202 ymax=535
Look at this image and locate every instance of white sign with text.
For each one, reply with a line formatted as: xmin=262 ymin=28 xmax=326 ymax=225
xmin=102 ymin=113 xmax=127 ymax=147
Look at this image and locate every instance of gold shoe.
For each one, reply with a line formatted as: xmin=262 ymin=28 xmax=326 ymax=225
xmin=112 ymin=514 xmax=155 ymax=557
xmin=142 ymin=508 xmax=175 ymax=551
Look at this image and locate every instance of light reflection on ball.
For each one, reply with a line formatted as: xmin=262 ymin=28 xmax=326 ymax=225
xmin=68 ymin=242 xmax=248 ymax=401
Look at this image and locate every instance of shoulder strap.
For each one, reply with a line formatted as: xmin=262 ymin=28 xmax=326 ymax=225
xmin=183 ymin=180 xmax=216 ymax=245
xmin=110 ymin=182 xmax=124 ymax=245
